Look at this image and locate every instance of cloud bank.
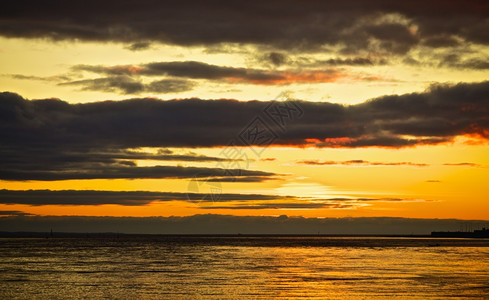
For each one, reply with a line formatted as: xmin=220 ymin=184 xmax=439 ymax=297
xmin=2 ymin=1 xmax=488 ymax=75
xmin=2 ymin=214 xmax=488 ymax=235
xmin=1 ymin=81 xmax=489 ymax=180
xmin=1 ymin=0 xmax=488 ymax=53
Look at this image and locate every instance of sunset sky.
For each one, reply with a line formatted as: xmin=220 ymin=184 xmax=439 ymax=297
xmin=1 ymin=0 xmax=488 ymax=233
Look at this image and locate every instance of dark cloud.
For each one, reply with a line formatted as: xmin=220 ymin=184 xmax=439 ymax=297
xmin=0 ymin=81 xmax=488 ymax=151
xmin=146 ymin=79 xmax=196 ymax=93
xmin=140 ymin=61 xmax=260 ymax=79
xmin=0 ymin=189 xmax=290 ymax=206
xmin=422 ymin=35 xmax=461 ymax=48
xmin=1 ymin=81 xmax=489 ymax=180
xmin=0 ymin=210 xmax=34 ymax=216
xmin=108 ymin=149 xmax=243 ymax=162
xmin=0 ymin=165 xmax=274 ymax=181
xmin=0 ymin=146 xmax=265 ymax=181
xmin=125 ymin=41 xmax=152 ymax=51
xmin=0 ymin=189 xmax=422 ymax=207
xmin=261 ymin=52 xmax=288 ymax=67
xmin=2 ymin=148 xmax=242 ymax=166
xmin=201 ymin=176 xmax=276 ymax=183
xmin=60 ymin=75 xmax=144 ymax=94
xmin=59 ymin=76 xmax=195 ymax=94
xmin=2 ymin=214 xmax=487 ymax=235
xmin=8 ymin=74 xmax=73 ymax=82
xmin=199 ymin=203 xmax=351 ymax=210
xmin=313 ymin=57 xmax=380 ymax=66
xmin=299 ymin=160 xmax=429 ymax=167
xmin=358 ymin=23 xmax=419 ymax=54
xmin=72 ymin=61 xmax=347 ymax=85
xmin=252 ymin=54 xmax=384 ymax=69
xmin=442 ymin=57 xmax=489 ymax=70
xmin=8 ymin=60 xmax=380 ymax=94
xmin=1 ymin=0 xmax=487 ymax=54
xmin=199 ymin=197 xmax=420 ymax=209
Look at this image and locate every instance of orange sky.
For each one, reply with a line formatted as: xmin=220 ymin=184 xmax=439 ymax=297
xmin=1 ymin=1 xmax=488 ymax=224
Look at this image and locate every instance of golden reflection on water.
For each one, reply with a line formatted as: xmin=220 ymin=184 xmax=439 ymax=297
xmin=245 ymin=246 xmax=489 ymax=298
xmin=1 ymin=237 xmax=489 ymax=299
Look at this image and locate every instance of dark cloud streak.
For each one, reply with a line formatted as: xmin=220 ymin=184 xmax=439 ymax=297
xmin=0 ymin=147 xmax=262 ymax=181
xmin=0 ymin=189 xmax=425 ymax=207
xmin=1 ymin=0 xmax=488 ymax=53
xmin=59 ymin=76 xmax=195 ymax=94
xmin=0 ymin=189 xmax=290 ymax=206
xmin=0 ymin=165 xmax=274 ymax=181
xmin=72 ymin=61 xmax=346 ymax=86
xmin=299 ymin=160 xmax=429 ymax=167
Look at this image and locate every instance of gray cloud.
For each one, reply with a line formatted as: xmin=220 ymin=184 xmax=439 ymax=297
xmin=8 ymin=74 xmax=73 ymax=82
xmin=125 ymin=41 xmax=152 ymax=51
xmin=443 ymin=57 xmax=489 ymax=70
xmin=60 ymin=75 xmax=144 ymax=94
xmin=259 ymin=52 xmax=288 ymax=67
xmin=304 ymin=57 xmax=382 ymax=67
xmin=146 ymin=79 xmax=196 ymax=93
xmin=59 ymin=76 xmax=195 ymax=94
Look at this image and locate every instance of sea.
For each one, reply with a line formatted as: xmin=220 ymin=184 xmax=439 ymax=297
xmin=1 ymin=236 xmax=489 ymax=299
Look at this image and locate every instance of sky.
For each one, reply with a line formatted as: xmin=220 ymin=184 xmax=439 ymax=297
xmin=1 ymin=0 xmax=489 ymax=233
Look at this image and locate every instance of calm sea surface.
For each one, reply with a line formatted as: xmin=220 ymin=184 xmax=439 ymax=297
xmin=1 ymin=236 xmax=489 ymax=299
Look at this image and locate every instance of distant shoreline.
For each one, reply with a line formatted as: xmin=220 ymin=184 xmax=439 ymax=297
xmin=0 ymin=231 xmax=446 ymax=238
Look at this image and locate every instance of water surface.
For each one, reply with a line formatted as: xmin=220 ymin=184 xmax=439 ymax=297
xmin=1 ymin=236 xmax=488 ymax=299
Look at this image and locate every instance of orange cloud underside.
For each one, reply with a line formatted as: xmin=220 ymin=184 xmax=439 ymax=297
xmin=224 ymin=71 xmax=345 ymax=85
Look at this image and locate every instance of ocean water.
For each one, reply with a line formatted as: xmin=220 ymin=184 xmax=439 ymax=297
xmin=1 ymin=236 xmax=489 ymax=299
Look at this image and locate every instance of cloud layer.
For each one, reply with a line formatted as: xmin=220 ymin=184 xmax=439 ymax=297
xmin=7 ymin=61 xmax=384 ymax=96
xmin=1 ymin=0 xmax=488 ymax=53
xmin=60 ymin=76 xmax=195 ymax=95
xmin=1 ymin=81 xmax=489 ymax=180
xmin=70 ymin=61 xmax=348 ymax=87
xmin=0 ymin=189 xmax=415 ymax=209
xmin=0 ymin=189 xmax=288 ymax=206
